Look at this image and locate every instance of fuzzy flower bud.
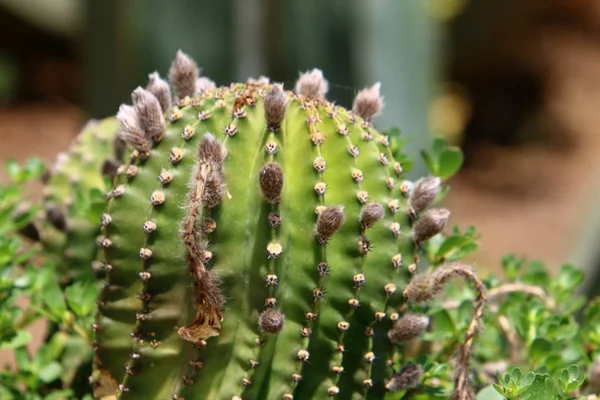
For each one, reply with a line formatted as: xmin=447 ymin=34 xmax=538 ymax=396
xmin=352 ymin=82 xmax=384 ymax=121
xmin=132 ymin=87 xmax=165 ymax=142
xmin=295 ymin=68 xmax=329 ymax=98
xmin=169 ymin=50 xmax=200 ymax=99
xmin=403 ymin=273 xmax=443 ymax=303
xmin=412 ymin=208 xmax=450 ymax=245
xmin=116 ymin=104 xmax=151 ymax=154
xmin=195 ymin=77 xmax=216 ymax=95
xmin=258 ymin=309 xmax=285 ymax=334
xmin=359 ymin=202 xmax=385 ymax=229
xmin=386 ymin=363 xmax=423 ymax=392
xmin=259 ymin=162 xmax=284 ymax=204
xmin=264 ymin=84 xmax=288 ymax=131
xmin=408 ymin=176 xmax=441 ymax=217
xmin=316 ymin=206 xmax=345 ymax=243
xmin=388 ymin=313 xmax=429 ymax=344
xmin=45 ymin=204 xmax=67 ymax=231
xmin=146 ymin=72 xmax=171 ymax=113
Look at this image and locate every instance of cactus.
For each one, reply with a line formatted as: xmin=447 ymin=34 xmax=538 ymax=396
xmin=91 ymin=51 xmax=483 ymax=400
xmin=27 ymin=117 xmax=123 ymax=283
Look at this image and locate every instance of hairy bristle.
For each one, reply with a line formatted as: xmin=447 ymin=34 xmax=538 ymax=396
xmin=388 ymin=313 xmax=429 ymax=344
xmin=169 ymin=50 xmax=200 ymax=99
xmin=316 ymin=206 xmax=345 ymax=243
xmin=195 ymin=77 xmax=216 ymax=95
xmin=359 ymin=202 xmax=385 ymax=229
xmin=386 ymin=363 xmax=423 ymax=392
xmin=412 ymin=208 xmax=450 ymax=245
xmin=259 ymin=162 xmax=284 ymax=204
xmin=258 ymin=308 xmax=285 ymax=334
xmin=352 ymin=82 xmax=384 ymax=121
xmin=294 ymin=68 xmax=329 ymax=98
xmin=146 ymin=72 xmax=172 ymax=113
xmin=132 ymin=87 xmax=165 ymax=142
xmin=408 ymin=176 xmax=441 ymax=217
xmin=116 ymin=104 xmax=151 ymax=154
xmin=264 ymin=84 xmax=288 ymax=131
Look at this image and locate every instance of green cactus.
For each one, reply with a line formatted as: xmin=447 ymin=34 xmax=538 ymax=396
xmin=91 ymin=51 xmax=483 ymax=400
xmin=32 ymin=117 xmax=122 ymax=283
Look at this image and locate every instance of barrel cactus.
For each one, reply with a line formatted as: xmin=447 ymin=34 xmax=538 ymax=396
xmin=91 ymin=51 xmax=484 ymax=400
xmin=23 ymin=117 xmax=123 ymax=283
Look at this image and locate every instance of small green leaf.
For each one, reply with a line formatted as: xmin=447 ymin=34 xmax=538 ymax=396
xmin=37 ymin=361 xmax=62 ymax=383
xmin=5 ymin=159 xmax=21 ymax=182
xmin=477 ymin=385 xmax=505 ymax=400
xmin=529 ymin=338 xmax=553 ymax=363
xmin=41 ymin=276 xmax=66 ymax=320
xmin=437 ymin=148 xmax=464 ymax=180
xmin=0 ymin=330 xmax=31 ymax=349
xmin=421 ymin=149 xmax=437 ymax=175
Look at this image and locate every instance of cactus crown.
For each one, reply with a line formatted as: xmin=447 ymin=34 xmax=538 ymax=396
xmin=92 ymin=51 xmax=472 ymax=400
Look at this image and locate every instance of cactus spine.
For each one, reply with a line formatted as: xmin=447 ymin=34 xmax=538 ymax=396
xmin=92 ymin=51 xmax=480 ymax=400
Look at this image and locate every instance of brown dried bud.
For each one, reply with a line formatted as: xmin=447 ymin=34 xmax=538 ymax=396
xmin=359 ymin=202 xmax=385 ymax=229
xmin=388 ymin=313 xmax=429 ymax=344
xmin=146 ymin=72 xmax=171 ymax=113
xmin=316 ymin=206 xmax=345 ymax=243
xmin=169 ymin=50 xmax=200 ymax=99
xmin=264 ymin=84 xmax=288 ymax=131
xmin=403 ymin=273 xmax=443 ymax=303
xmin=352 ymin=82 xmax=384 ymax=121
xmin=386 ymin=363 xmax=423 ymax=392
xmin=412 ymin=208 xmax=450 ymax=245
xmin=408 ymin=176 xmax=441 ymax=217
xmin=295 ymin=68 xmax=329 ymax=98
xmin=132 ymin=87 xmax=165 ymax=142
xmin=195 ymin=77 xmax=216 ymax=95
xmin=45 ymin=205 xmax=67 ymax=231
xmin=258 ymin=309 xmax=285 ymax=334
xmin=259 ymin=162 xmax=284 ymax=204
xmin=117 ymin=104 xmax=151 ymax=154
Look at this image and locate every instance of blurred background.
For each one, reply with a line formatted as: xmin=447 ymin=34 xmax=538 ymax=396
xmin=1 ymin=0 xmax=600 ymax=296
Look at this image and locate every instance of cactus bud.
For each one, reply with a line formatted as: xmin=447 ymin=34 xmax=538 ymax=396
xmin=295 ymin=68 xmax=329 ymax=98
xmin=316 ymin=206 xmax=345 ymax=244
xmin=359 ymin=202 xmax=385 ymax=229
xmin=117 ymin=104 xmax=151 ymax=155
xmin=404 ymin=273 xmax=443 ymax=303
xmin=259 ymin=162 xmax=284 ymax=204
xmin=198 ymin=133 xmax=225 ymax=166
xmin=412 ymin=208 xmax=450 ymax=245
xmin=169 ymin=50 xmax=200 ymax=99
xmin=45 ymin=205 xmax=67 ymax=231
xmin=258 ymin=308 xmax=285 ymax=334
xmin=352 ymin=82 xmax=384 ymax=121
xmin=264 ymin=84 xmax=288 ymax=131
xmin=146 ymin=72 xmax=171 ymax=113
xmin=408 ymin=176 xmax=441 ymax=217
xmin=195 ymin=77 xmax=216 ymax=95
xmin=132 ymin=87 xmax=165 ymax=142
xmin=385 ymin=363 xmax=422 ymax=392
xmin=387 ymin=313 xmax=429 ymax=344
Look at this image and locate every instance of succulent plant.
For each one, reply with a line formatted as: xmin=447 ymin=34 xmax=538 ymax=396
xmin=21 ymin=117 xmax=123 ymax=283
xmin=91 ymin=51 xmax=483 ymax=400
